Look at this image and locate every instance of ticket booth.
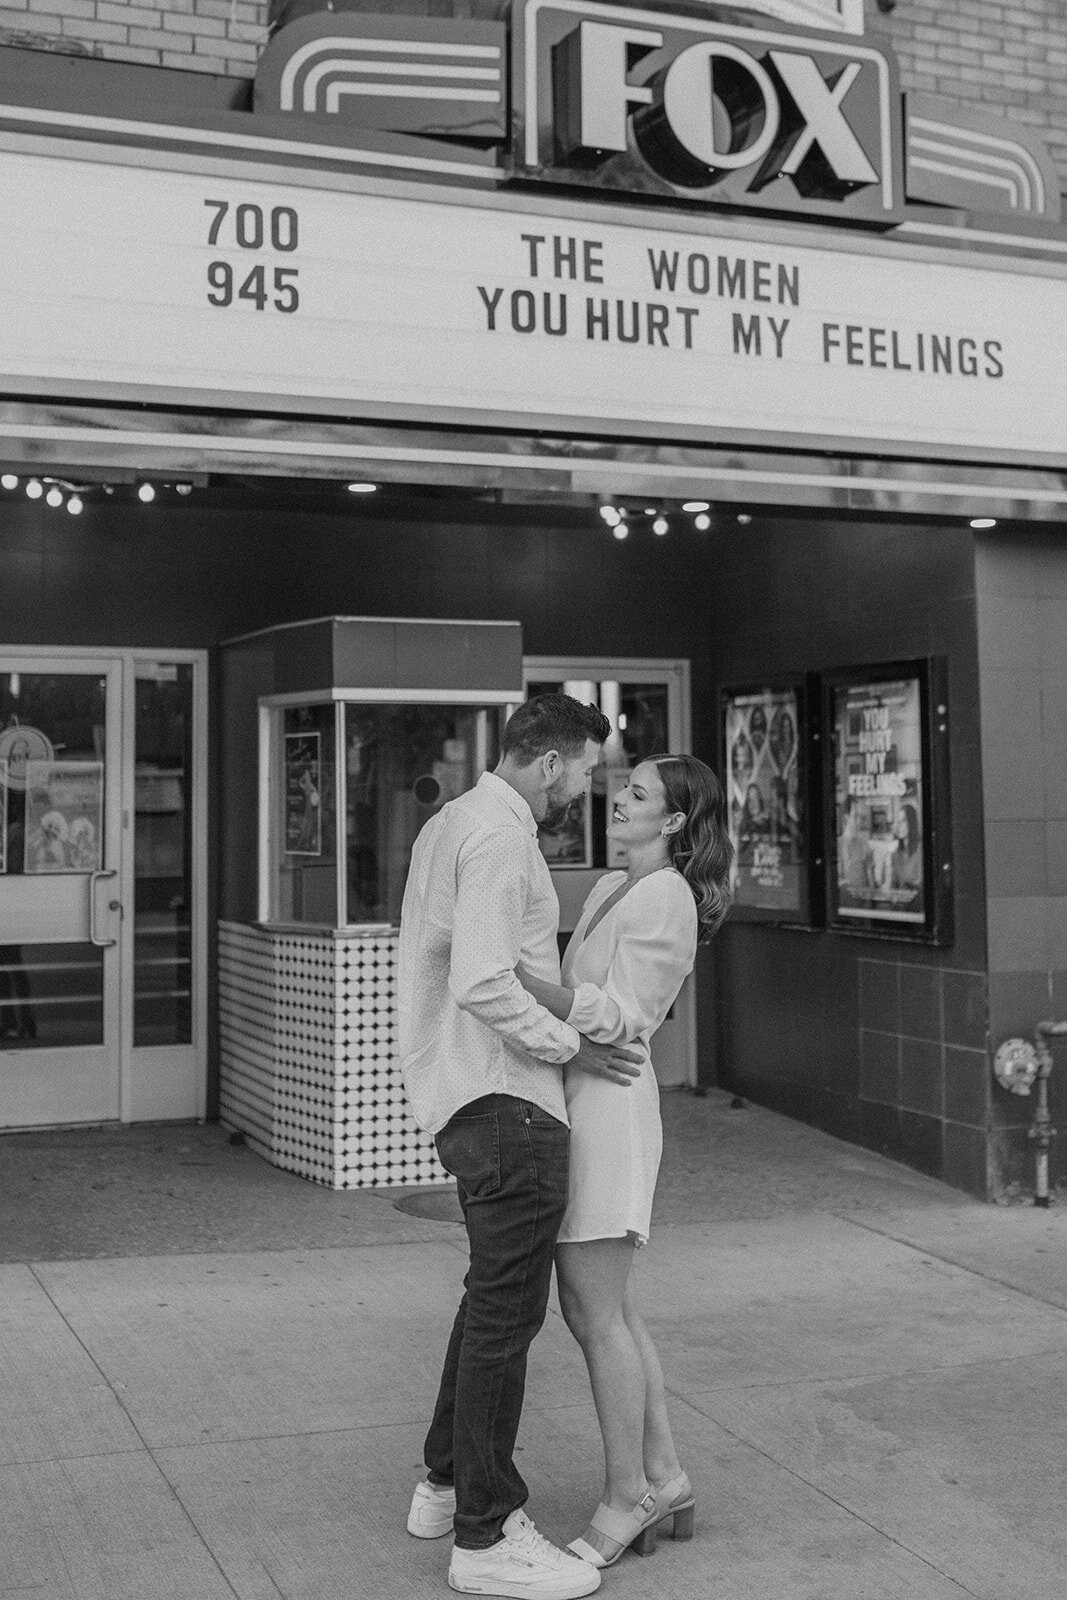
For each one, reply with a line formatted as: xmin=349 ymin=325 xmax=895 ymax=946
xmin=217 ymin=615 xmax=522 ymax=1188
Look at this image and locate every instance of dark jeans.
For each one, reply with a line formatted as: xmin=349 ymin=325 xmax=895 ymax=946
xmin=425 ymin=1093 xmax=569 ymax=1550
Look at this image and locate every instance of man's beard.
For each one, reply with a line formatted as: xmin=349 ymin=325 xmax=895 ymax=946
xmin=541 ymin=778 xmax=577 ymax=832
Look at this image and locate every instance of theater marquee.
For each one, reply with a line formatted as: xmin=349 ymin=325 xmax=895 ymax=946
xmin=0 ymin=144 xmax=1063 ymax=463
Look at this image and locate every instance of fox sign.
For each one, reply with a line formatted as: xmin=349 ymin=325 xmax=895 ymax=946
xmin=515 ymin=1 xmax=903 ymax=225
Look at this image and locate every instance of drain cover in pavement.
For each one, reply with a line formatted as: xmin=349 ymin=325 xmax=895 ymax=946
xmin=393 ymin=1190 xmax=464 ymax=1222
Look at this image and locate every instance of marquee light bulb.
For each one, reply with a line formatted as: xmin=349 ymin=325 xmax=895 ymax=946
xmin=694 ymin=513 xmax=711 ymax=531
xmin=26 ymin=478 xmax=43 ymax=500
xmin=613 ymin=523 xmax=628 ymax=540
xmin=67 ymin=495 xmax=83 ymax=515
xmin=46 ymin=486 xmax=64 ymax=508
xmin=682 ymin=500 xmax=709 ymax=513
xmin=601 ymin=506 xmax=621 ymax=526
xmin=138 ymin=483 xmax=156 ymax=503
xmin=653 ymin=516 xmax=669 ymax=536
xmin=737 ymin=513 xmax=753 ymax=525
xmin=1 ymin=473 xmax=18 ymax=490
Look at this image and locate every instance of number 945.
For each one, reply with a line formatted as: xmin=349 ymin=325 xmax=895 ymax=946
xmin=207 ymin=262 xmax=299 ymax=313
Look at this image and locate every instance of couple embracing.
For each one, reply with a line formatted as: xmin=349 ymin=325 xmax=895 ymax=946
xmin=398 ymin=694 xmax=733 ymax=1599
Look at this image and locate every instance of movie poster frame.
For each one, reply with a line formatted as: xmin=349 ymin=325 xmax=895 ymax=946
xmin=719 ymin=675 xmax=816 ymax=926
xmin=283 ymin=730 xmax=323 ymax=857
xmin=822 ymin=657 xmax=952 ymax=944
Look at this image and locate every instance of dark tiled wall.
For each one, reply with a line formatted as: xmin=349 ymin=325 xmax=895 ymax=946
xmin=859 ymin=960 xmax=990 ymax=1196
xmin=976 ymin=532 xmax=1067 ymax=1195
xmin=706 ymin=516 xmax=992 ymax=1196
xmin=0 ymin=493 xmax=995 ymax=1190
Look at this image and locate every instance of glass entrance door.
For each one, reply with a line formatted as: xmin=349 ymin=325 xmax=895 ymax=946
xmin=0 ymin=651 xmax=206 ymax=1129
xmin=0 ymin=658 xmax=124 ymax=1125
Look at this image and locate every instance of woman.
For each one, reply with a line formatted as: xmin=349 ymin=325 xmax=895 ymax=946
xmin=889 ymin=802 xmax=922 ymax=895
xmin=518 ymin=755 xmax=733 ymax=1568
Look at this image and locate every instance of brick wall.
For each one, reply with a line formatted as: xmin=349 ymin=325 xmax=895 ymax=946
xmin=0 ymin=0 xmax=269 ymax=78
xmin=0 ymin=0 xmax=1063 ymax=189
xmin=874 ymin=0 xmax=1067 ymax=188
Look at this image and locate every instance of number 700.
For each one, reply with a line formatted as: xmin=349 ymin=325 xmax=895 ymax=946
xmin=204 ymin=199 xmax=299 ymax=251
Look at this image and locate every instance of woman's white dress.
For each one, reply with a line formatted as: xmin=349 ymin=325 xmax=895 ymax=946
xmin=557 ymin=868 xmax=697 ymax=1247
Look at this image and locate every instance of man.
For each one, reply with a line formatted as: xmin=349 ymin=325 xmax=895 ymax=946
xmin=399 ymin=695 xmax=642 ymax=1600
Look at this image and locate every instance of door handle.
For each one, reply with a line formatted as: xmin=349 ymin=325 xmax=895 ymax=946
xmin=90 ymin=870 xmax=120 ymax=947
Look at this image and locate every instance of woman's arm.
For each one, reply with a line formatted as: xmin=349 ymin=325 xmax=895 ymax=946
xmin=515 ymin=967 xmax=576 ymax=1023
xmin=567 ymin=875 xmax=697 ymax=1045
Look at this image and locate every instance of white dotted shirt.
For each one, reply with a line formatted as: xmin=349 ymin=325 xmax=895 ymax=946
xmin=399 ymin=772 xmax=580 ymax=1135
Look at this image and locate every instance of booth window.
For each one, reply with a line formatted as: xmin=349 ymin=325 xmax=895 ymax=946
xmin=344 ymin=704 xmax=498 ymax=925
xmin=265 ymin=700 xmax=500 ymax=929
xmin=270 ymin=703 xmax=338 ymax=927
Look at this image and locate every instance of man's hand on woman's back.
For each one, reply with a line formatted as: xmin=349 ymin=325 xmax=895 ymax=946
xmin=570 ymin=1036 xmax=643 ymax=1085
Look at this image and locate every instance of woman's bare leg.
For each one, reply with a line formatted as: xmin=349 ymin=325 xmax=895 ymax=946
xmin=556 ymin=1237 xmax=649 ymax=1511
xmin=622 ymin=1276 xmax=683 ymax=1488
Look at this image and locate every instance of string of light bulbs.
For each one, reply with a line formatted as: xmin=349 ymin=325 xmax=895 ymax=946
xmin=0 ymin=475 xmax=194 ymax=511
xmin=597 ymin=501 xmax=755 ymax=539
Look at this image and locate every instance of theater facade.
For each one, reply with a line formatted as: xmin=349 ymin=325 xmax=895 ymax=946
xmin=0 ymin=0 xmax=1065 ymax=1199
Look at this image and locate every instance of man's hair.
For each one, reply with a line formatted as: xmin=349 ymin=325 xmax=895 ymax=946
xmin=501 ymin=694 xmax=610 ymax=765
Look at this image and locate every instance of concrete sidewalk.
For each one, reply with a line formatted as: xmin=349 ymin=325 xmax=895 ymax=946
xmin=2 ymin=1090 xmax=1066 ymax=1599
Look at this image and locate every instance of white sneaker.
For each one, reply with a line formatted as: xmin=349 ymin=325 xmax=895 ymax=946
xmin=408 ymin=1478 xmax=456 ymax=1538
xmin=448 ymin=1508 xmax=601 ymax=1598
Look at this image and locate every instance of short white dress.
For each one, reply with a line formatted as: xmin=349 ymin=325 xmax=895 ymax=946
xmin=557 ymin=868 xmax=698 ymax=1247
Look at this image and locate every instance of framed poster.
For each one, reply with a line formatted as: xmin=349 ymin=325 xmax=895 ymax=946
xmin=824 ymin=659 xmax=951 ymax=942
xmin=23 ymin=761 xmax=104 ymax=874
xmin=284 ymin=732 xmax=323 ymax=856
xmin=721 ymin=680 xmax=811 ymax=923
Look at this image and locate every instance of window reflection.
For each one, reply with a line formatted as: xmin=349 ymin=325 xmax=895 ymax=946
xmin=346 ymin=705 xmax=497 ymax=925
xmin=526 ymin=680 xmax=670 ymax=868
xmin=0 ymin=943 xmax=104 ymax=1048
xmin=134 ymin=663 xmax=194 ymax=1047
xmin=0 ymin=671 xmax=108 ymax=1050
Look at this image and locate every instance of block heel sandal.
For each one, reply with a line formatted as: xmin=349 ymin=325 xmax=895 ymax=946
xmin=653 ymin=1472 xmax=695 ymax=1540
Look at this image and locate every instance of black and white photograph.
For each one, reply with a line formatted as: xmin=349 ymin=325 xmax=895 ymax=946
xmin=1 ymin=0 xmax=1066 ymax=1596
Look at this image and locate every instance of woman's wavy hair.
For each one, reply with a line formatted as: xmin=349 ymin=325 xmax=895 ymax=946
xmin=649 ymin=754 xmax=734 ymax=941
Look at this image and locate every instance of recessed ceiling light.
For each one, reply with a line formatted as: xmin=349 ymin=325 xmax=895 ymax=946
xmin=347 ymin=482 xmax=378 ymax=494
xmin=737 ymin=513 xmax=752 ymax=525
xmin=969 ymin=517 xmax=997 ymax=529
xmin=682 ymin=500 xmax=710 ymax=513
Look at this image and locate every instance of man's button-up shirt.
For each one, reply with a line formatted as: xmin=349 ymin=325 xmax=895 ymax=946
xmin=399 ymin=771 xmax=580 ymax=1135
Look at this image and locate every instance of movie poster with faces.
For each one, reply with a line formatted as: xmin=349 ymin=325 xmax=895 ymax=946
xmin=23 ymin=761 xmax=104 ymax=874
xmin=723 ymin=684 xmax=806 ymax=919
xmin=831 ymin=674 xmax=926 ymax=926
